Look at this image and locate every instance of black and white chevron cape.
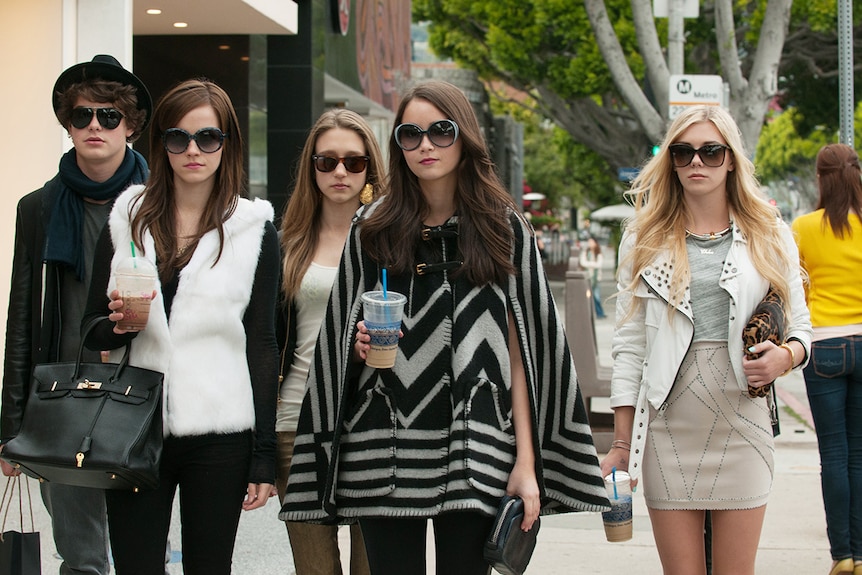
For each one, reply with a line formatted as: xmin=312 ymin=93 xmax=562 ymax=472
xmin=281 ymin=202 xmax=609 ymax=522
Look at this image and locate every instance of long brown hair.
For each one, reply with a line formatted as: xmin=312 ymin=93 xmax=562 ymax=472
xmin=361 ymin=80 xmax=518 ymax=286
xmin=280 ymin=108 xmax=386 ymax=299
xmin=815 ymin=143 xmax=862 ymax=239
xmin=623 ymin=106 xmax=794 ymax=313
xmin=131 ymin=79 xmax=243 ymax=283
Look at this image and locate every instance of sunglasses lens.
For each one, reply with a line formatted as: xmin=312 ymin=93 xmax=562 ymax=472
xmin=70 ymin=108 xmax=93 ymax=129
xmin=342 ymin=156 xmax=369 ymax=173
xmin=395 ymin=125 xmax=423 ymax=151
xmin=164 ymin=129 xmax=191 ymax=154
xmin=195 ymin=129 xmax=224 ymax=153
xmin=96 ymin=108 xmax=123 ymax=130
xmin=700 ymin=145 xmax=726 ymax=167
xmin=312 ymin=156 xmax=336 ymax=172
xmin=428 ymin=121 xmax=457 ymax=147
xmin=670 ymin=145 xmax=695 ymax=168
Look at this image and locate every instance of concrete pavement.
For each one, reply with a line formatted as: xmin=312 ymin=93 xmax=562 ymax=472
xmin=30 ymin=281 xmax=831 ymax=574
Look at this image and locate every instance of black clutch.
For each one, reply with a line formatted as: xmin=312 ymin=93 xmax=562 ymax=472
xmin=484 ymin=496 xmax=540 ymax=575
xmin=2 ymin=317 xmax=164 ymax=491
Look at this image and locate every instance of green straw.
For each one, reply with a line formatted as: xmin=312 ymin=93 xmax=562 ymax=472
xmin=130 ymin=242 xmax=137 ymax=268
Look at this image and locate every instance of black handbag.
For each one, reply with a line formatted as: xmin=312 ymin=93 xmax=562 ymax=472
xmin=2 ymin=317 xmax=163 ymax=491
xmin=484 ymin=496 xmax=540 ymax=575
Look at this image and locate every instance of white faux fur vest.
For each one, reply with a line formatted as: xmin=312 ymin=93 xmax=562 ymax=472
xmin=108 ymin=185 xmax=274 ymax=437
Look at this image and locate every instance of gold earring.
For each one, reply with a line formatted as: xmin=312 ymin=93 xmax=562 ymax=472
xmin=360 ymin=183 xmax=374 ymax=205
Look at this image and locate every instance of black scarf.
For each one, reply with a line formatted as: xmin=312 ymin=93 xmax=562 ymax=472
xmin=44 ymin=147 xmax=149 ymax=280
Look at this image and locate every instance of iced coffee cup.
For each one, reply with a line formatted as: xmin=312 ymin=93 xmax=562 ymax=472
xmin=115 ymin=256 xmax=157 ymax=332
xmin=602 ymin=470 xmax=633 ymax=542
xmin=360 ymin=291 xmax=407 ymax=369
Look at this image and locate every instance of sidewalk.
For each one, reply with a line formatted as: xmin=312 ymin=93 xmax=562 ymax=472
xmin=30 ymin=282 xmax=830 ymax=574
xmin=525 ymin=289 xmax=829 ymax=573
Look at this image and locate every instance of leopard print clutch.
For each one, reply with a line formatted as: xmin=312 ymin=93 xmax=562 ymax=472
xmin=741 ymin=286 xmax=786 ymax=398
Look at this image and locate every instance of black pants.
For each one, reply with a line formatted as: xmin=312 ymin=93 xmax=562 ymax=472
xmin=360 ymin=512 xmax=494 ymax=575
xmin=106 ymin=431 xmax=252 ymax=575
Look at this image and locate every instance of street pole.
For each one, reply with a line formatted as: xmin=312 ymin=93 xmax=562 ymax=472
xmin=838 ymin=0 xmax=854 ymax=147
xmin=668 ymin=0 xmax=684 ymax=75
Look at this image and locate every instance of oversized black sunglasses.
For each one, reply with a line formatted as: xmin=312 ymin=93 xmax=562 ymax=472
xmin=394 ymin=119 xmax=459 ymax=151
xmin=669 ymin=143 xmax=730 ymax=168
xmin=70 ymin=107 xmax=124 ymax=130
xmin=162 ymin=128 xmax=227 ymax=154
xmin=312 ymin=155 xmax=370 ymax=174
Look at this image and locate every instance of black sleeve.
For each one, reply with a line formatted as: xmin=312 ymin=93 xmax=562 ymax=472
xmin=1 ymin=200 xmax=37 ymax=441
xmin=244 ymin=221 xmax=280 ymax=484
xmin=81 ymin=226 xmax=137 ymax=350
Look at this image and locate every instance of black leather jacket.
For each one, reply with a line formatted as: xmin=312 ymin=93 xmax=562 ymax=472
xmin=1 ymin=176 xmax=67 ymax=441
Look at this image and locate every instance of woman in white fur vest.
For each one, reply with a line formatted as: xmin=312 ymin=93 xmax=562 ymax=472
xmin=83 ymin=79 xmax=279 ymax=575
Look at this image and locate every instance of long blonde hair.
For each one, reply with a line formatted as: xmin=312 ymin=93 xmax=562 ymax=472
xmin=279 ymin=108 xmax=385 ymax=299
xmin=621 ymin=106 xmax=793 ymax=313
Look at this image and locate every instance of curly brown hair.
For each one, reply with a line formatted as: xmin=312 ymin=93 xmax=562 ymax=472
xmin=55 ymin=80 xmax=148 ymax=142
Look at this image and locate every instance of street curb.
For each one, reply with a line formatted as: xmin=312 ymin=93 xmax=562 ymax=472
xmin=776 ymin=385 xmax=815 ymax=430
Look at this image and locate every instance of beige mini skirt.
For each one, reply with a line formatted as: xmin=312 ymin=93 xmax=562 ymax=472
xmin=643 ymin=341 xmax=774 ymax=510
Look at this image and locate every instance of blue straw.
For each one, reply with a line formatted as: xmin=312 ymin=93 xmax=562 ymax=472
xmin=612 ymin=467 xmax=618 ymax=500
xmin=382 ymin=268 xmax=388 ymax=299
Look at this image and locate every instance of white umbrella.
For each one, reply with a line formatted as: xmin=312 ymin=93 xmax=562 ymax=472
xmin=590 ymin=203 xmax=635 ymax=221
xmin=522 ymin=192 xmax=546 ymax=201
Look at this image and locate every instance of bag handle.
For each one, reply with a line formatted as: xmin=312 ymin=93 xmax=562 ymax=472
xmin=0 ymin=475 xmax=36 ymax=538
xmin=77 ymin=316 xmax=133 ymax=383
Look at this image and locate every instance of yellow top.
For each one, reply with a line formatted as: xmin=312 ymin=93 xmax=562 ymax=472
xmin=792 ymin=209 xmax=862 ymax=327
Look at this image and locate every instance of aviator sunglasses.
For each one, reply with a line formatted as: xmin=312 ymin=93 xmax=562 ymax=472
xmin=312 ymin=155 xmax=370 ymax=174
xmin=162 ymin=128 xmax=227 ymax=154
xmin=70 ymin=107 xmax=124 ymax=130
xmin=669 ymin=143 xmax=730 ymax=168
xmin=394 ymin=119 xmax=459 ymax=151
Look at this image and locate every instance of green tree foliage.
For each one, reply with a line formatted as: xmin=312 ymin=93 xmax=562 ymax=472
xmin=414 ymin=0 xmax=862 ymax=195
xmin=756 ymin=108 xmax=829 ymax=183
xmin=780 ymin=0 xmax=862 ymax=136
xmin=490 ymin=90 xmax=623 ymax=212
xmin=757 ymin=103 xmax=862 ymax=208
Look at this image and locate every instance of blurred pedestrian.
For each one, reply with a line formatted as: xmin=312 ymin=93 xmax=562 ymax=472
xmin=579 ymin=236 xmax=606 ymax=318
xmin=0 ymin=54 xmax=151 ymax=575
xmin=276 ymin=108 xmax=384 ymax=575
xmin=282 ymin=80 xmax=607 ymax=574
xmin=602 ymin=105 xmax=812 ymax=575
xmin=83 ymin=79 xmax=279 ymax=574
xmin=791 ymin=143 xmax=862 ymax=575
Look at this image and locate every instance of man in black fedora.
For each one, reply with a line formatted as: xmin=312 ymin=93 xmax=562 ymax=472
xmin=0 ymin=54 xmax=151 ymax=575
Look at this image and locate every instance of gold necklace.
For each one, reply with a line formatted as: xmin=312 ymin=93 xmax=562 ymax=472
xmin=176 ymin=237 xmax=195 ymax=256
xmin=685 ymin=221 xmax=732 ymax=241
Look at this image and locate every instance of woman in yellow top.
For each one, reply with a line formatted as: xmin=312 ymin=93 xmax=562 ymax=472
xmin=792 ymin=143 xmax=862 ymax=575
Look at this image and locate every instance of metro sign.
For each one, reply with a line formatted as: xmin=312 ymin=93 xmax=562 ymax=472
xmin=668 ymin=75 xmax=724 ymax=119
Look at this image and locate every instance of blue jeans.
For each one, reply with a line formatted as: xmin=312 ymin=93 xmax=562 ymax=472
xmin=40 ymin=482 xmax=110 ymax=574
xmin=804 ymin=335 xmax=862 ymax=561
xmin=592 ymin=280 xmax=606 ymax=318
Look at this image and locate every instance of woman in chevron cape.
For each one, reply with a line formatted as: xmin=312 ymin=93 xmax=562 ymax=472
xmin=281 ymin=80 xmax=608 ymax=574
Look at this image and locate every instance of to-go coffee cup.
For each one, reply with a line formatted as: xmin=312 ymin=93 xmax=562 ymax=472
xmin=114 ymin=256 xmax=157 ymax=332
xmin=360 ymin=291 xmax=407 ymax=369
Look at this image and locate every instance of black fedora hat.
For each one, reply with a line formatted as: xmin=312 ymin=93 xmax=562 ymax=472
xmin=52 ymin=54 xmax=152 ymax=131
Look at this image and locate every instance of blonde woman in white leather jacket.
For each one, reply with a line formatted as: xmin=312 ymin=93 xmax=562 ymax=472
xmin=601 ymin=106 xmax=812 ymax=575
